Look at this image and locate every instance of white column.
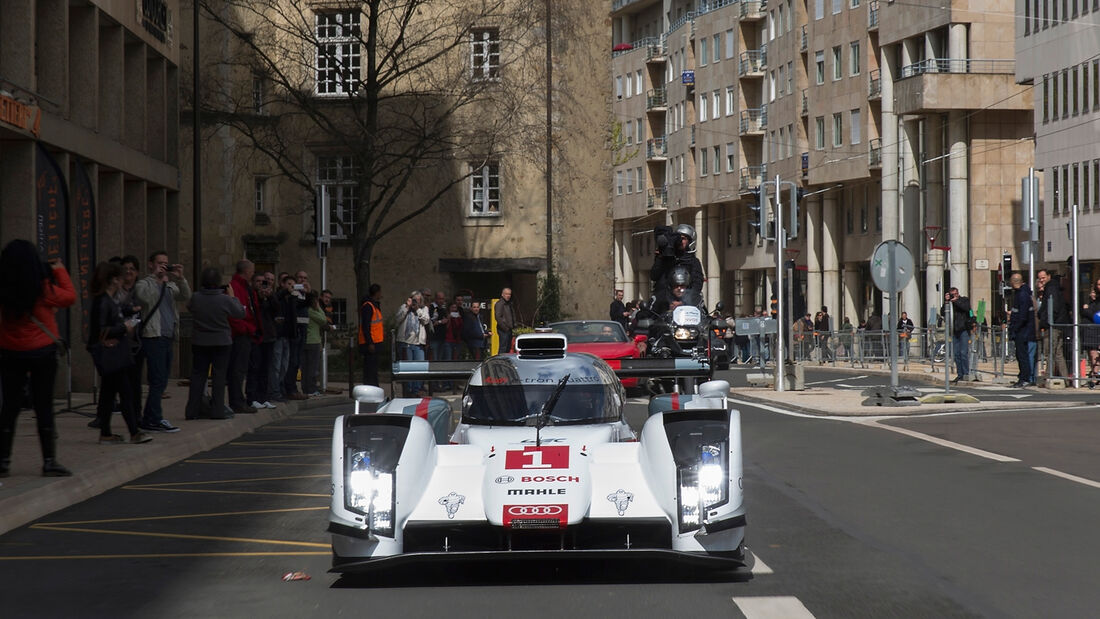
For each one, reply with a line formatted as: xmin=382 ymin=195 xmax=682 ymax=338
xmin=880 ymin=44 xmax=898 ymax=243
xmin=822 ymin=193 xmax=840 ymax=320
xmin=806 ymin=196 xmax=822 ymax=315
xmin=613 ymin=223 xmax=624 ymax=291
xmin=842 ymin=263 xmax=861 ymax=324
xmin=900 ymin=119 xmax=922 ymax=325
xmin=924 ymin=116 xmax=945 ymax=323
xmin=704 ymin=207 xmax=721 ymax=308
xmin=948 ymin=110 xmax=969 ymax=293
xmin=621 ymin=228 xmax=636 ymax=301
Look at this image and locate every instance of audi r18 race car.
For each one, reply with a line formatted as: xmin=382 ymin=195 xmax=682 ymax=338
xmin=328 ymin=333 xmax=747 ymax=572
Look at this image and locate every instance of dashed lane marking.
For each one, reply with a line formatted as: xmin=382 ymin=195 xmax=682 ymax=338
xmin=732 ymin=596 xmax=815 ymax=618
xmin=33 ymin=506 xmax=328 ymax=527
xmin=126 ymin=474 xmax=328 ymax=488
xmin=24 ymin=525 xmax=330 ymax=547
xmin=122 ymin=486 xmax=329 ymax=498
xmin=805 ymin=375 xmax=867 ymax=386
xmin=1032 ymin=466 xmax=1100 ymax=489
xmin=183 ymin=458 xmax=329 ymax=466
xmin=228 ymin=437 xmax=330 ymax=446
xmin=0 ymin=551 xmax=331 ymax=561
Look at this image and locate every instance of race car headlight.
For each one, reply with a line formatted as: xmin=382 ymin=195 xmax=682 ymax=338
xmin=346 ymin=450 xmax=396 ymax=537
xmin=665 ymin=414 xmax=731 ymax=534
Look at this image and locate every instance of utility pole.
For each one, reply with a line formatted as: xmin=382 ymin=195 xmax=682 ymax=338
xmin=192 ymin=0 xmax=201 ymax=282
xmin=544 ymin=0 xmax=554 ymax=276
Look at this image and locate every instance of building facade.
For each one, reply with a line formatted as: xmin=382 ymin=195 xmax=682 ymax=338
xmin=1015 ymin=0 xmax=1100 ymax=285
xmin=0 ymin=0 xmax=181 ymax=388
xmin=612 ymin=0 xmax=1034 ymax=331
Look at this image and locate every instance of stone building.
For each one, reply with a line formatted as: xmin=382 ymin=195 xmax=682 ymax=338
xmin=611 ymin=0 xmax=1034 ymax=331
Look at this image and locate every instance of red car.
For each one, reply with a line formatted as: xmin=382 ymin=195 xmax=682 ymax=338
xmin=546 ymin=321 xmax=646 ymax=391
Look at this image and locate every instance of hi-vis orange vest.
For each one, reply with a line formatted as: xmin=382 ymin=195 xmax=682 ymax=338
xmin=358 ymin=300 xmax=383 ymax=345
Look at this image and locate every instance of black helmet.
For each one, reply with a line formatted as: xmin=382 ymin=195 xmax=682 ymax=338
xmin=674 ymin=224 xmax=697 ymax=253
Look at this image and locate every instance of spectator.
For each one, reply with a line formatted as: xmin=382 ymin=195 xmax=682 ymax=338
xmin=248 ymin=271 xmax=277 ymax=409
xmin=428 ymin=291 xmax=448 ymax=362
xmin=320 ymin=288 xmax=335 ymax=325
xmin=135 ymin=250 xmax=190 ymax=433
xmin=461 ymin=301 xmax=487 ymax=360
xmin=494 ymin=287 xmax=515 ymax=354
xmin=227 ymin=260 xmax=261 ymax=415
xmin=609 ymin=289 xmax=629 ymax=331
xmin=286 ymin=270 xmax=310 ymax=397
xmin=1007 ymin=273 xmax=1036 ymax=387
xmin=185 ymin=267 xmax=243 ymax=420
xmin=1037 ymin=268 xmax=1070 ymax=377
xmin=443 ymin=302 xmax=464 ymax=361
xmin=90 ymin=254 xmax=142 ymax=430
xmin=395 ymin=291 xmax=431 ymax=396
xmin=88 ymin=261 xmax=150 ymax=444
xmin=0 ymin=240 xmax=77 ymax=477
xmin=358 ymin=284 xmax=383 ymax=386
xmin=897 ymin=311 xmax=915 ymax=357
xmin=1080 ymin=278 xmax=1100 ymax=379
xmin=302 ymin=290 xmax=329 ymax=396
xmin=941 ymin=287 xmax=972 ymax=383
xmin=271 ymin=274 xmax=298 ymax=400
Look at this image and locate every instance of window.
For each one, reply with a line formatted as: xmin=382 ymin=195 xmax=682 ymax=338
xmin=1053 ymin=165 xmax=1060 ymax=212
xmin=1094 ymin=60 xmax=1099 ymax=110
xmin=787 ymin=61 xmax=794 ymax=93
xmin=815 ymin=0 xmax=825 ymax=19
xmin=777 ymin=5 xmax=784 ymax=35
xmin=712 ymin=90 xmax=720 ymax=119
xmin=769 ymin=131 xmax=776 ymax=161
xmin=1094 ymin=160 xmax=1100 ymax=207
xmin=636 ymin=118 xmax=643 ymax=144
xmin=815 ymin=116 xmax=825 ymax=149
xmin=1052 ymin=71 xmax=1059 ymax=120
xmin=713 ymin=34 xmax=721 ymax=63
xmin=832 ymin=113 xmax=843 ymax=146
xmin=254 ymin=177 xmax=266 ymax=213
xmin=787 ymin=0 xmax=794 ymax=30
xmin=626 ymin=168 xmax=634 ymax=194
xmin=726 ymin=86 xmax=735 ymax=116
xmin=635 ymin=69 xmax=643 ymax=95
xmin=1043 ymin=74 xmax=1049 ymax=123
xmin=315 ymin=10 xmax=361 ymax=95
xmin=833 ymin=0 xmax=842 ymax=13
xmin=701 ymin=149 xmax=709 ymax=176
xmin=860 ymin=201 xmax=868 ymax=232
xmin=1073 ymin=163 xmax=1080 ymax=209
xmin=317 ymin=155 xmax=360 ymax=238
xmin=1062 ymin=68 xmax=1069 ymax=118
xmin=726 ymin=142 xmax=736 ymax=172
xmin=700 ymin=38 xmax=707 ymax=67
xmin=625 ymin=73 xmax=632 ymax=98
xmin=470 ymin=28 xmax=500 ymax=81
xmin=1063 ymin=166 xmax=1070 ymax=212
xmin=1084 ymin=64 xmax=1090 ymax=112
xmin=1073 ymin=65 xmax=1079 ymax=115
xmin=699 ymin=95 xmax=707 ymax=122
xmin=1084 ymin=162 xmax=1091 ymax=210
xmin=252 ymin=73 xmax=266 ymax=113
xmin=850 ymin=41 xmax=860 ymax=76
xmin=832 ymin=46 xmax=842 ymax=80
xmin=851 ymin=0 xmax=860 ymax=7
xmin=846 ymin=204 xmax=853 ymax=233
xmin=616 ymin=170 xmax=623 ymax=196
xmin=815 ymin=51 xmax=825 ymax=84
xmin=625 ymin=120 xmax=633 ymax=145
xmin=779 ymin=127 xmax=786 ymax=159
xmin=713 ymin=146 xmax=721 ymax=174
xmin=615 ymin=75 xmax=623 ymax=99
xmin=330 ymin=298 xmax=347 ymax=327
xmin=637 ymin=166 xmax=643 ymax=190
xmin=769 ymin=71 xmax=776 ymax=101
xmin=470 ymin=162 xmax=501 ymax=215
xmin=850 ymin=108 xmax=861 ymax=144
xmin=725 ymin=30 xmax=735 ymax=59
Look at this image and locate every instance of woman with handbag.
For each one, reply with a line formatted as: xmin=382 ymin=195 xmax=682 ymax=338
xmin=88 ymin=261 xmax=151 ymax=444
xmin=0 ymin=239 xmax=77 ymax=477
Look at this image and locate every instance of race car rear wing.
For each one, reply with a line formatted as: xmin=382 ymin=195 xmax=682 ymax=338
xmin=391 ymin=360 xmax=481 ymax=382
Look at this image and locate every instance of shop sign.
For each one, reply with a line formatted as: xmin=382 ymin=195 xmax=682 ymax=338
xmin=137 ymin=0 xmax=173 ymax=45
xmin=0 ymin=93 xmax=41 ymax=137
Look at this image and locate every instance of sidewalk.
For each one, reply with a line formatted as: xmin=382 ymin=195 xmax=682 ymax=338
xmin=0 ymin=381 xmax=364 ymax=536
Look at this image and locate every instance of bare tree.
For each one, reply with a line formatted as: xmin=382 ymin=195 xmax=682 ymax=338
xmin=197 ymin=0 xmax=548 ymax=299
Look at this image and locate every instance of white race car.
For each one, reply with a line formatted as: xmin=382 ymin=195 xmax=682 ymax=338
xmin=328 ymin=333 xmax=748 ymax=572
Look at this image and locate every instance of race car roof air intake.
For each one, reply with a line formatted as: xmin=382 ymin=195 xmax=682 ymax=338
xmin=514 ymin=333 xmax=568 ymax=359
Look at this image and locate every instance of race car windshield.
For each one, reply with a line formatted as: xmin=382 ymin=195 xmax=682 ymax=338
xmin=547 ymin=321 xmax=628 ymax=344
xmin=463 ymin=383 xmax=620 ymax=426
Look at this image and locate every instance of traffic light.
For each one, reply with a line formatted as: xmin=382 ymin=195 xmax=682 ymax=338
xmin=1001 ymin=252 xmax=1012 ymax=288
xmin=748 ymin=189 xmax=763 ymax=236
xmin=787 ymin=186 xmax=804 ymax=240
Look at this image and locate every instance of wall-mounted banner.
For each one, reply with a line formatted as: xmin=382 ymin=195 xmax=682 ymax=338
xmin=0 ymin=92 xmax=41 ymax=137
xmin=73 ymin=160 xmax=96 ymax=342
xmin=36 ymin=143 xmax=71 ymax=340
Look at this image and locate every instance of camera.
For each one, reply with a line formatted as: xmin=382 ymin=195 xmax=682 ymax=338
xmin=293 ymin=283 xmax=305 ymax=291
xmin=653 ymin=226 xmax=682 ymax=258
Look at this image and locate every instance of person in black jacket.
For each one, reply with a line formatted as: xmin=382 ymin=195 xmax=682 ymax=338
xmin=1007 ymin=273 xmax=1036 ymax=387
xmin=461 ymin=301 xmax=487 ymax=360
xmin=185 ymin=267 xmax=245 ymax=419
xmin=1080 ymin=278 xmax=1100 ymax=379
xmin=609 ymin=289 xmax=629 ymax=330
xmin=650 ymin=224 xmax=704 ymax=309
xmin=1037 ymin=268 xmax=1070 ymax=377
xmin=941 ymin=287 xmax=972 ymax=382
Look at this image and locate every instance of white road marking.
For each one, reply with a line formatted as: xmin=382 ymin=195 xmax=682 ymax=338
xmin=751 ymin=554 xmax=773 ymax=575
xmin=805 ymin=375 xmax=867 ymax=385
xmin=1032 ymin=466 xmax=1100 ymax=489
xmin=732 ymin=596 xmax=815 ymax=619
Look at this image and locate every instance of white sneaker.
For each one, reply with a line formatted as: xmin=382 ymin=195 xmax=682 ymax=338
xmin=250 ymin=401 xmax=265 ymax=409
xmin=262 ymin=401 xmax=277 ymax=409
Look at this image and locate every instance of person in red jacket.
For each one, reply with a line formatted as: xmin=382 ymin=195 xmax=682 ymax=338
xmin=0 ymin=240 xmax=77 ymax=477
xmin=227 ymin=259 xmax=262 ymax=415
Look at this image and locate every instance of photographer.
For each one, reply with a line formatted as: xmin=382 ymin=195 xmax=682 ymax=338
xmin=395 ymin=291 xmax=431 ymax=396
xmin=940 ymin=286 xmax=972 ymax=383
xmin=650 ymin=224 xmax=704 ymax=307
xmin=134 ymin=251 xmax=191 ymax=433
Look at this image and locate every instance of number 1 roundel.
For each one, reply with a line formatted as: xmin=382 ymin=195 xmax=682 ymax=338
xmin=504 ymin=446 xmax=570 ymax=470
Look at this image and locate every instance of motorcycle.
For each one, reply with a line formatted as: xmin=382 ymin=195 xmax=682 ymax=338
xmin=708 ymin=302 xmax=731 ymax=370
xmin=633 ymin=299 xmax=716 ymax=393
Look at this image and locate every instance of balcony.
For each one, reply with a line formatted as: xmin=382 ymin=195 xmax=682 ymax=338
xmin=800 ymin=89 xmax=808 ymax=116
xmin=868 ymin=69 xmax=881 ymax=100
xmin=646 ymin=137 xmax=667 ymax=160
xmin=645 ymin=38 xmax=667 ymax=63
xmin=893 ymin=59 xmax=1028 ymax=114
xmin=868 ymin=0 xmax=879 ymax=30
xmin=669 ymin=11 xmax=695 ymax=35
xmin=801 ymin=152 xmax=809 ymax=178
xmin=739 ymin=166 xmax=764 ymax=193
xmin=739 ymin=48 xmax=766 ymax=77
xmin=647 ymin=187 xmax=668 ymax=211
xmin=739 ymin=107 xmax=767 ymax=135
xmin=739 ymin=0 xmax=765 ymax=21
xmin=646 ymin=88 xmax=667 ymax=111
xmin=868 ymin=139 xmax=882 ymax=169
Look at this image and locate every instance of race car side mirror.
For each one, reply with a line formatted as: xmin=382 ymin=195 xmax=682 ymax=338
xmin=352 ymin=385 xmax=386 ymax=415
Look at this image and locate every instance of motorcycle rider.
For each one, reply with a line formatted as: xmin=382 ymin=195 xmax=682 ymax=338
xmin=650 ymin=224 xmax=704 ymax=309
xmin=653 ymin=266 xmax=703 ymax=314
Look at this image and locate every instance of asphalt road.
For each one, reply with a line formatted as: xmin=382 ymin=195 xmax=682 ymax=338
xmin=2 ymin=386 xmax=1099 ymax=618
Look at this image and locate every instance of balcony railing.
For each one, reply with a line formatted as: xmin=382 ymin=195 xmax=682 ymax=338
xmin=696 ymin=0 xmax=741 ymax=18
xmin=868 ymin=139 xmax=882 ymax=168
xmin=868 ymin=69 xmax=881 ymax=99
xmin=739 ymin=107 xmax=767 ymax=134
xmin=739 ymin=166 xmax=764 ymax=192
xmin=898 ymin=58 xmax=1015 ymax=79
xmin=646 ymin=88 xmax=667 ymax=110
xmin=801 ymin=89 xmax=808 ymax=115
xmin=646 ymin=137 xmax=668 ymax=159
xmin=669 ymin=11 xmax=696 ymax=34
xmin=613 ymin=36 xmax=662 ymax=59
xmin=739 ymin=0 xmax=765 ymax=20
xmin=868 ymin=0 xmax=879 ymax=29
xmin=647 ymin=187 xmax=668 ymax=210
xmin=739 ymin=48 xmax=766 ymax=76
xmin=800 ymin=25 xmax=807 ymax=52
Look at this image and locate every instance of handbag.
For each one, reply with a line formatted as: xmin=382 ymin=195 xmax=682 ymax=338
xmin=30 ymin=316 xmax=68 ymax=358
xmin=91 ymin=332 xmax=134 ymax=375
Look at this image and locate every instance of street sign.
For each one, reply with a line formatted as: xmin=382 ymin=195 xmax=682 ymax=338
xmin=870 ymin=240 xmax=914 ymax=293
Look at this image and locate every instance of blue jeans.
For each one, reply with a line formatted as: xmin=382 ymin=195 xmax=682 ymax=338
xmin=399 ymin=342 xmax=425 ymax=394
xmin=1015 ymin=339 xmax=1037 ymax=383
xmin=270 ymin=337 xmax=290 ymax=399
xmin=952 ymin=330 xmax=970 ymax=379
xmin=141 ymin=336 xmax=173 ymax=424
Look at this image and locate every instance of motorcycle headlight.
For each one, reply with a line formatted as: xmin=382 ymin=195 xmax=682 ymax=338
xmin=674 ymin=327 xmax=694 ymax=340
xmin=346 ymin=451 xmax=395 ymax=537
xmin=665 ymin=415 xmax=731 ymax=534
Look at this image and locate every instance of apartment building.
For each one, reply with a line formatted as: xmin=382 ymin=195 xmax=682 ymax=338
xmin=1015 ymin=0 xmax=1100 ymax=284
xmin=0 ymin=0 xmax=181 ymax=388
xmin=612 ymin=0 xmax=1033 ymax=329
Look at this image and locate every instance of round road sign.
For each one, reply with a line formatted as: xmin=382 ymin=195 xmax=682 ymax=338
xmin=870 ymin=240 xmax=915 ymax=293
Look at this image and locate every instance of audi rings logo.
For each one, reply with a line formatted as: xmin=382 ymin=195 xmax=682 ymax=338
xmin=506 ymin=505 xmax=564 ymax=516
xmin=494 ymin=475 xmax=515 ymax=485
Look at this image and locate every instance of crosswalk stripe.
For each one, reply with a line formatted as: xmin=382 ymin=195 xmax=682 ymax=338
xmin=732 ymin=596 xmax=815 ymax=618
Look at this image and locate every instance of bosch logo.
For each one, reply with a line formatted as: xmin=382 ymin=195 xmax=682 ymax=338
xmin=494 ymin=475 xmax=515 ymax=484
xmin=506 ymin=505 xmax=564 ymax=516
